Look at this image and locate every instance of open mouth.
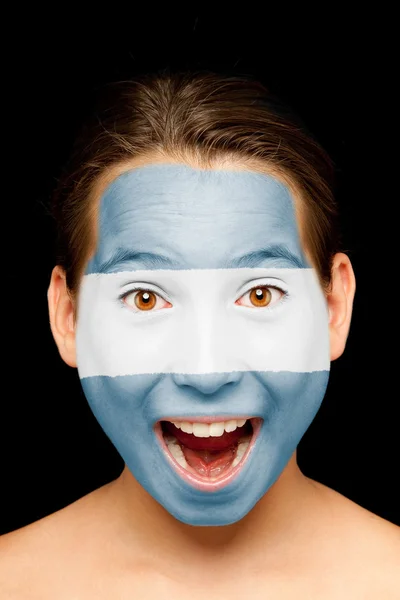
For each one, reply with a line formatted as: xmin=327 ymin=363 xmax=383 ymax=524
xmin=154 ymin=417 xmax=263 ymax=491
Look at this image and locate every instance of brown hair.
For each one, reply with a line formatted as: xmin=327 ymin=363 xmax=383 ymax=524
xmin=51 ymin=70 xmax=340 ymax=293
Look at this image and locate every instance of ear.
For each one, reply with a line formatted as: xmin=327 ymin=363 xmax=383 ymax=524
xmin=48 ymin=266 xmax=77 ymax=367
xmin=327 ymin=252 xmax=356 ymax=361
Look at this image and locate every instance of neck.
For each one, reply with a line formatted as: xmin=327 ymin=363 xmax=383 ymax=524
xmin=103 ymin=453 xmax=323 ymax=577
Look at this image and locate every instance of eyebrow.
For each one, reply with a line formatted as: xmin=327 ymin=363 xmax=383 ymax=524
xmin=96 ymin=244 xmax=304 ymax=273
xmin=227 ymin=245 xmax=304 ymax=268
xmin=97 ymin=249 xmax=180 ymax=272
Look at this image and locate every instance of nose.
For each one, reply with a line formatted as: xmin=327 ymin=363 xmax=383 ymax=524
xmin=171 ymin=371 xmax=242 ymax=395
xmin=167 ymin=294 xmax=247 ymax=394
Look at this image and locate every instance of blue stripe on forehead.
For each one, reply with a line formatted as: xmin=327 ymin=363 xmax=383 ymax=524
xmin=86 ymin=164 xmax=309 ymax=274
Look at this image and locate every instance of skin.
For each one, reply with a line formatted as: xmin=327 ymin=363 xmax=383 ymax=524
xmin=74 ymin=163 xmax=331 ymax=526
xmin=1 ymin=155 xmax=399 ymax=599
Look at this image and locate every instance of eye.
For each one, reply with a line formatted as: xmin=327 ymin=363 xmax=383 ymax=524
xmin=236 ymin=285 xmax=285 ymax=309
xmin=121 ymin=289 xmax=172 ymax=312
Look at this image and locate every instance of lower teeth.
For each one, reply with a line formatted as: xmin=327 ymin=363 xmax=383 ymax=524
xmin=165 ymin=435 xmax=251 ymax=478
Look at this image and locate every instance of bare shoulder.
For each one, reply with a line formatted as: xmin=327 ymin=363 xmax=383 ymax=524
xmin=1 ymin=478 xmax=398 ymax=599
xmin=310 ymin=479 xmax=400 ymax=597
xmin=316 ymin=479 xmax=400 ymax=546
xmin=0 ymin=483 xmax=115 ymax=599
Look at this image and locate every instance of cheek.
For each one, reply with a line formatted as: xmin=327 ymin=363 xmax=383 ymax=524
xmin=80 ymin=375 xmax=152 ymax=429
xmin=75 ymin=278 xmax=174 ymax=378
xmin=80 ymin=374 xmax=181 ymax=484
xmin=80 ymin=374 xmax=163 ymax=459
xmin=81 ymin=369 xmax=168 ymax=412
xmin=256 ymin=370 xmax=330 ymax=442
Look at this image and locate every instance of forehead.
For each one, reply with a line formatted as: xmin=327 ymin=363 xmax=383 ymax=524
xmin=87 ymin=164 xmax=308 ymax=272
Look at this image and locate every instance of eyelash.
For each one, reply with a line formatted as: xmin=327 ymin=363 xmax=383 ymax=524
xmin=237 ymin=284 xmax=288 ymax=309
xmin=119 ymin=283 xmax=288 ymax=312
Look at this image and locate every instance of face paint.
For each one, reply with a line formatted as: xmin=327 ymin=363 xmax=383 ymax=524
xmin=75 ymin=164 xmax=330 ymax=526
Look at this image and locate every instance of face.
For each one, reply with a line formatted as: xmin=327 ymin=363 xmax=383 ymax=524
xmin=75 ymin=163 xmax=330 ymax=526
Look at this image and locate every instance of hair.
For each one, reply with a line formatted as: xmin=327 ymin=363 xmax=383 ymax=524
xmin=51 ymin=70 xmax=340 ymax=294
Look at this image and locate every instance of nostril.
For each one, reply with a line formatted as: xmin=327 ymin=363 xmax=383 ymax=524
xmin=171 ymin=371 xmax=242 ymax=395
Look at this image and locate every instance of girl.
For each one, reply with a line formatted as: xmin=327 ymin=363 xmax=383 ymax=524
xmin=1 ymin=71 xmax=399 ymax=599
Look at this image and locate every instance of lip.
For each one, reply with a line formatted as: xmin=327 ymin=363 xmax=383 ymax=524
xmin=154 ymin=416 xmax=263 ymax=492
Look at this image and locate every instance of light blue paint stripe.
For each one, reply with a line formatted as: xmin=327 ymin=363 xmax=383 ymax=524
xmin=85 ymin=164 xmax=310 ymax=275
xmin=79 ymin=370 xmax=329 ymax=525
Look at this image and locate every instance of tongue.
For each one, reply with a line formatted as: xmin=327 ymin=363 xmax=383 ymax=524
xmin=183 ymin=447 xmax=237 ymax=477
xmin=163 ymin=421 xmax=251 ymax=477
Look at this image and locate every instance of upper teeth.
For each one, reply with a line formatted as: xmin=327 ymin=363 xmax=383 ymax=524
xmin=168 ymin=418 xmax=247 ymax=438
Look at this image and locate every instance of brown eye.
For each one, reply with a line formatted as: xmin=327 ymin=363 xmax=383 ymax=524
xmin=236 ymin=285 xmax=284 ymax=309
xmin=123 ymin=289 xmax=170 ymax=312
xmin=134 ymin=290 xmax=157 ymax=311
xmin=249 ymin=287 xmax=272 ymax=307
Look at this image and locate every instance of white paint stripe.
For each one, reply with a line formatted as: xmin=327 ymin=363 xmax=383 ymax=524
xmin=76 ymin=268 xmax=330 ymax=377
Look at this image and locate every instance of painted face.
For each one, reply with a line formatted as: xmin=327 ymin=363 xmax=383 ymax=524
xmin=75 ymin=164 xmax=330 ymax=526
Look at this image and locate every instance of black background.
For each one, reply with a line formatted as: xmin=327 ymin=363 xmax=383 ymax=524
xmin=2 ymin=14 xmax=398 ymax=535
